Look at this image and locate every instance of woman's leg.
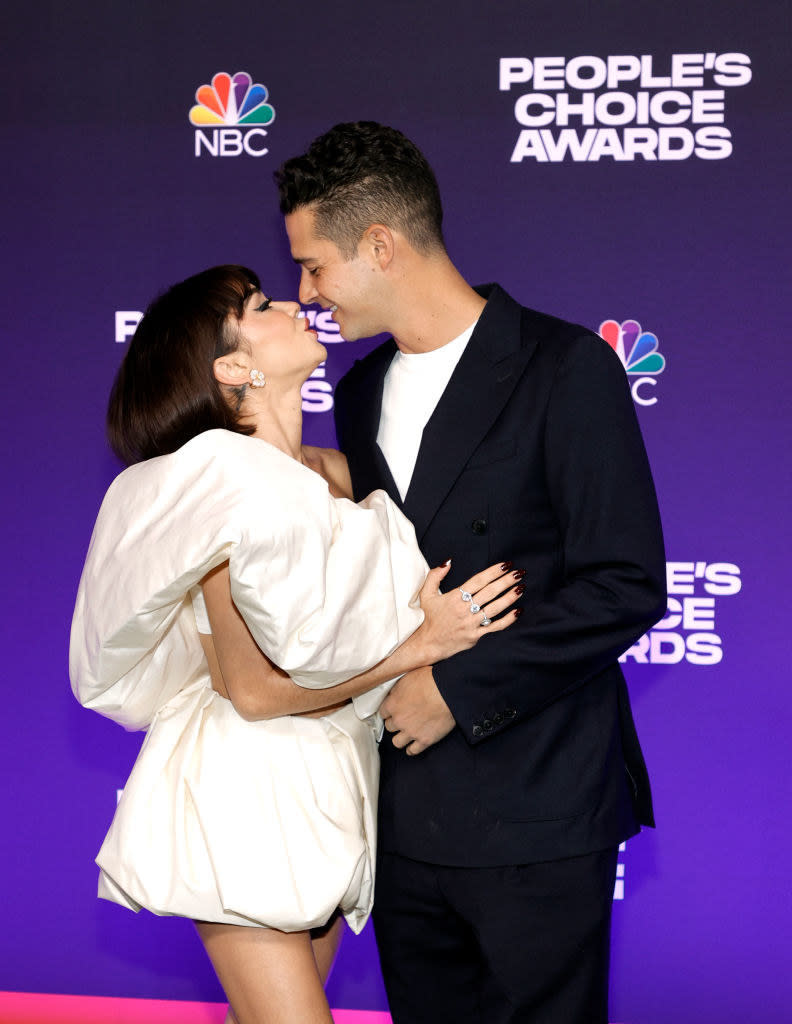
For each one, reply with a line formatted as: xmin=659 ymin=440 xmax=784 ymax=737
xmin=218 ymin=914 xmax=344 ymax=1020
xmin=311 ymin=910 xmax=346 ymax=984
xmin=195 ymin=920 xmax=335 ymax=1024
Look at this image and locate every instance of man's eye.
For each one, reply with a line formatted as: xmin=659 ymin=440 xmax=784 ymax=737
xmin=256 ymin=298 xmax=272 ymax=312
xmin=309 ymin=268 xmax=320 ymax=277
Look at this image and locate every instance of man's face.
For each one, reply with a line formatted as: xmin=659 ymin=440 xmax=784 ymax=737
xmin=284 ymin=206 xmax=385 ymax=341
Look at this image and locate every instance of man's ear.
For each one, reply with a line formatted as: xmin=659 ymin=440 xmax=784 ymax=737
xmin=362 ymin=224 xmax=395 ymax=269
xmin=213 ymin=353 xmax=250 ymax=387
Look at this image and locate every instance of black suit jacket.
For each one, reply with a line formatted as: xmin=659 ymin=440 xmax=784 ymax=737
xmin=334 ymin=284 xmax=666 ymax=866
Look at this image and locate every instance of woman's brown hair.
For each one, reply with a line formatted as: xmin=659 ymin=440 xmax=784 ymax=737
xmin=107 ymin=265 xmax=260 ymax=464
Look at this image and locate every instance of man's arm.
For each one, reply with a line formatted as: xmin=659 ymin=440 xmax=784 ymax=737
xmin=411 ymin=335 xmax=666 ymax=748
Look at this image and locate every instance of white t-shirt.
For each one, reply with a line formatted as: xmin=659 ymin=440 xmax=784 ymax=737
xmin=377 ymin=323 xmax=476 ymax=500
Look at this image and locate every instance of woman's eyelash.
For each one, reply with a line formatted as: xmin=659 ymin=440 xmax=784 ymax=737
xmin=256 ymin=298 xmax=272 ymax=312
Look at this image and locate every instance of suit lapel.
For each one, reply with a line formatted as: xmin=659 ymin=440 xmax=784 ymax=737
xmin=403 ymin=286 xmax=535 ymax=541
xmin=343 ymin=340 xmax=403 ymax=506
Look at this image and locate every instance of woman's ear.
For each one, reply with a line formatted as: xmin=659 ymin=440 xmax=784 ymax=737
xmin=213 ymin=353 xmax=250 ymax=387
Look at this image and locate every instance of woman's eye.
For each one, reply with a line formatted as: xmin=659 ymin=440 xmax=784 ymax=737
xmin=309 ymin=268 xmax=320 ymax=277
xmin=256 ymin=298 xmax=272 ymax=312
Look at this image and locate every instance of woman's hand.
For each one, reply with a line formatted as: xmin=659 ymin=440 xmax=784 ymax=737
xmin=414 ymin=561 xmax=523 ymax=664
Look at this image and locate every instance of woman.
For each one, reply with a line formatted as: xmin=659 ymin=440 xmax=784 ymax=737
xmin=70 ymin=265 xmax=520 ymax=1024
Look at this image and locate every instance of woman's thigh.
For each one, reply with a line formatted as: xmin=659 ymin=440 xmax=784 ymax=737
xmin=311 ymin=910 xmax=346 ymax=984
xmin=195 ymin=920 xmax=335 ymax=1024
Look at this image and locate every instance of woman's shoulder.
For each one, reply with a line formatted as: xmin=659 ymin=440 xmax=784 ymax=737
xmin=101 ymin=430 xmax=316 ymax=530
xmin=301 ymin=446 xmax=353 ymax=499
xmin=302 ymin=445 xmax=347 ymax=470
xmin=105 ymin=430 xmax=260 ymax=496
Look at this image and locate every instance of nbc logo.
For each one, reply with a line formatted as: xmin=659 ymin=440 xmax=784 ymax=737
xmin=598 ymin=319 xmax=666 ymax=406
xmin=190 ymin=71 xmax=275 ymax=158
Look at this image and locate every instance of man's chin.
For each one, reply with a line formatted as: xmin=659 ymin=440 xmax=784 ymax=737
xmin=333 ymin=315 xmax=355 ymax=341
xmin=335 ymin=318 xmax=373 ymax=343
xmin=332 ymin=311 xmax=380 ymax=342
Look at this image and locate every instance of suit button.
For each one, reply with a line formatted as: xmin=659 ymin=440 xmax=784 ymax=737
xmin=483 ymin=719 xmax=493 ymax=731
xmin=472 ymin=725 xmax=483 ymax=737
xmin=471 ymin=518 xmax=488 ymax=535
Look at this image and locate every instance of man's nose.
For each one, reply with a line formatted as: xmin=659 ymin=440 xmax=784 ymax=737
xmin=298 ymin=268 xmax=318 ymax=305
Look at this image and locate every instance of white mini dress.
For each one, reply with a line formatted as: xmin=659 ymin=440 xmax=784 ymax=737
xmin=70 ymin=430 xmax=427 ymax=933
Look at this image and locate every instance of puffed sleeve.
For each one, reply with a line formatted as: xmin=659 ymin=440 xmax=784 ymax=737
xmin=69 ymin=430 xmax=427 ymax=731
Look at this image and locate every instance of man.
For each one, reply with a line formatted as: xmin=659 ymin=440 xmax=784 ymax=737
xmin=276 ymin=122 xmax=666 ymax=1024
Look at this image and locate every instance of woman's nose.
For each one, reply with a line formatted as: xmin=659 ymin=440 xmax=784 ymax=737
xmin=271 ymin=300 xmax=302 ymax=316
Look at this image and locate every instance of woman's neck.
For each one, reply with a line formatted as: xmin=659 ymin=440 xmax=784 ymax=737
xmin=246 ymin=385 xmax=305 ymax=462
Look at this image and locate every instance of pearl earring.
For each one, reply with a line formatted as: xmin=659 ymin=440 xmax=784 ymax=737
xmin=249 ymin=369 xmax=266 ymax=388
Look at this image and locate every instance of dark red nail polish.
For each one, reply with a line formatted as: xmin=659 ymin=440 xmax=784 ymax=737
xmin=514 ymin=584 xmax=525 ymax=596
xmin=500 ymin=560 xmax=513 ymax=572
xmin=513 ymin=607 xmax=523 ymax=618
xmin=512 ymin=569 xmax=526 ymax=580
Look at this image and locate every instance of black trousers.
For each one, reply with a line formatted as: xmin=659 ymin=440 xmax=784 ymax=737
xmin=373 ymin=847 xmax=618 ymax=1024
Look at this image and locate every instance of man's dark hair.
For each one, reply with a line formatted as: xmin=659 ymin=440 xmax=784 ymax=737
xmin=275 ymin=121 xmax=445 ymax=258
xmin=107 ymin=265 xmax=260 ymax=465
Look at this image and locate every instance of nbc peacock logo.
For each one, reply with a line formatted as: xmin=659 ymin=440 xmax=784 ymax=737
xmin=190 ymin=71 xmax=276 ymax=158
xmin=598 ymin=319 xmax=666 ymax=406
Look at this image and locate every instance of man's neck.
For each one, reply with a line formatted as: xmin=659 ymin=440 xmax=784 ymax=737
xmin=389 ymin=261 xmax=486 ymax=354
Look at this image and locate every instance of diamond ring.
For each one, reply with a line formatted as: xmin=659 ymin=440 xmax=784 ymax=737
xmin=481 ymin=615 xmax=492 ymax=626
xmin=460 ymin=589 xmax=472 ymax=602
xmin=470 ymin=603 xmax=481 ymax=613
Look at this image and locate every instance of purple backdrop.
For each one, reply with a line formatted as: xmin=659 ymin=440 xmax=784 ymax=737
xmin=2 ymin=1 xmax=790 ymax=1020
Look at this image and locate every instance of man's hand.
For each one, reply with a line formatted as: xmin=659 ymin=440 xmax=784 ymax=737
xmin=379 ymin=666 xmax=456 ymax=755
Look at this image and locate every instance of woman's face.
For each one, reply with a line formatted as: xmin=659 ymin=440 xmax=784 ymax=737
xmin=235 ymin=291 xmax=327 ymax=383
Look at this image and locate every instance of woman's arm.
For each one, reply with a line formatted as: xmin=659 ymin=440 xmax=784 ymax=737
xmin=200 ymin=560 xmax=521 ymax=722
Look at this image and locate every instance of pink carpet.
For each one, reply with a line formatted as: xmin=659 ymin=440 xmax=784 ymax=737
xmin=0 ymin=992 xmax=392 ymax=1023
